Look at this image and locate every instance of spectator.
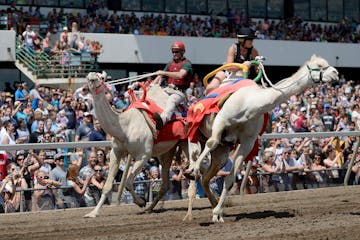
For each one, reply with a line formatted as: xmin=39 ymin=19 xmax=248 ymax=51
xmin=75 ymin=112 xmax=93 ymax=142
xmin=14 ymin=83 xmax=27 ymax=104
xmin=29 ymin=119 xmax=44 ymax=143
xmin=15 ymin=101 xmax=28 ymax=126
xmin=114 ymin=93 xmax=129 ymax=112
xmin=0 ymin=121 xmax=17 ymax=162
xmin=42 ymin=32 xmax=52 ymax=54
xmin=89 ymin=119 xmax=106 ymax=141
xmin=87 ymin=164 xmax=106 ymax=206
xmin=79 ymin=151 xmax=97 ymax=206
xmin=321 ymin=103 xmax=336 ymax=131
xmin=50 ymin=153 xmax=67 ymax=208
xmin=0 ymin=163 xmax=27 ymax=213
xmin=63 ymin=164 xmax=92 ymax=208
xmin=310 ymin=152 xmax=326 ymax=186
xmin=32 ymin=170 xmax=62 ymax=211
xmin=22 ymin=24 xmax=35 ymax=53
xmin=261 ymin=151 xmax=282 ymax=192
xmin=323 ymin=147 xmax=342 ymax=184
xmin=29 ymin=83 xmax=43 ymax=110
xmin=279 ymin=147 xmax=304 ymax=191
xmin=62 ymin=97 xmax=77 ymax=142
xmin=13 ymin=152 xmax=33 ymax=211
xmin=167 ymin=160 xmax=183 ymax=200
xmin=148 ymin=166 xmax=161 ymax=201
xmin=60 ymin=26 xmax=69 ymax=46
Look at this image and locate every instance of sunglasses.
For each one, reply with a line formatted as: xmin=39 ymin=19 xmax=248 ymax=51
xmin=38 ymin=175 xmax=49 ymax=179
xmin=17 ymin=158 xmax=24 ymax=161
xmin=283 ymin=152 xmax=291 ymax=155
xmin=97 ymin=153 xmax=104 ymax=156
xmin=94 ymin=169 xmax=102 ymax=172
xmin=172 ymin=50 xmax=180 ymax=53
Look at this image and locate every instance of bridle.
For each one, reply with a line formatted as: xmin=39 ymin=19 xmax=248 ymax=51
xmin=307 ymin=65 xmax=329 ymax=83
xmin=88 ymin=76 xmax=105 ymax=95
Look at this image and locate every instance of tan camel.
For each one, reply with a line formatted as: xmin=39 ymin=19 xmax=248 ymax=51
xmin=84 ymin=72 xmax=187 ymax=218
xmin=186 ymin=55 xmax=339 ymax=222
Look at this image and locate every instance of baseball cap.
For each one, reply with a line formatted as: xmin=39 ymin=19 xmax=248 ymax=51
xmin=84 ymin=112 xmax=92 ymax=117
xmin=54 ymin=153 xmax=64 ymax=160
xmin=300 ymin=107 xmax=306 ymax=112
xmin=324 ymin=103 xmax=331 ymax=108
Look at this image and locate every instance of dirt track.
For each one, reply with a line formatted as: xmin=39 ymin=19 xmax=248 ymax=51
xmin=1 ymin=186 xmax=360 ymax=240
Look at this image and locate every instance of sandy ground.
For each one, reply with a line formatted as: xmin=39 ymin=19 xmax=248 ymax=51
xmin=1 ymin=186 xmax=360 ymax=240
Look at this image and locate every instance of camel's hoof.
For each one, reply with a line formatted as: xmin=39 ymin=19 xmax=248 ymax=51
xmin=183 ymin=214 xmax=193 ymax=222
xmin=84 ymin=212 xmax=97 ymax=218
xmin=144 ymin=208 xmax=153 ymax=213
xmin=212 ymin=214 xmax=224 ymax=223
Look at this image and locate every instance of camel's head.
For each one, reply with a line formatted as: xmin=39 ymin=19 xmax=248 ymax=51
xmin=306 ymin=55 xmax=339 ymax=84
xmin=87 ymin=71 xmax=107 ymax=95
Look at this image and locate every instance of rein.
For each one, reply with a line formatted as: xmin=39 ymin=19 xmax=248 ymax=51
xmin=94 ymin=81 xmax=105 ymax=95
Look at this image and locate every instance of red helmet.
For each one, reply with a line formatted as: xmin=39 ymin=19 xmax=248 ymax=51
xmin=171 ymin=41 xmax=185 ymax=52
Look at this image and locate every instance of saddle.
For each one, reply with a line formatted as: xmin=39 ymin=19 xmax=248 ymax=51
xmin=126 ymin=83 xmax=187 ymax=143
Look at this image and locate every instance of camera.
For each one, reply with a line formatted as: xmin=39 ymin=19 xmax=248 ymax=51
xmin=44 ymin=176 xmax=49 ymax=179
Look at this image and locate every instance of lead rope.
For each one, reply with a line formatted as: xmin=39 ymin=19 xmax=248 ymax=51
xmin=107 ymin=72 xmax=158 ymax=87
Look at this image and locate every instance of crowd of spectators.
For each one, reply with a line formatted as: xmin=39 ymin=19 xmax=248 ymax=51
xmin=18 ymin=21 xmax=102 ymax=78
xmin=1 ymin=67 xmax=360 ymax=213
xmin=1 ymin=1 xmax=360 ymax=214
xmin=1 ymin=1 xmax=360 ymax=43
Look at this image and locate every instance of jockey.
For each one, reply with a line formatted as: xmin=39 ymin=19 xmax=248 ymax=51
xmin=205 ymin=32 xmax=259 ymax=94
xmin=153 ymin=41 xmax=193 ymax=130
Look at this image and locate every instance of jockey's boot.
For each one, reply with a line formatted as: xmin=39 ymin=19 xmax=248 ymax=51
xmin=153 ymin=112 xmax=164 ymax=130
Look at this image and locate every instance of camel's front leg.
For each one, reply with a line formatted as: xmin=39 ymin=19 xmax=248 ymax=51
xmin=145 ymin=151 xmax=173 ymax=212
xmin=202 ymin=147 xmax=229 ymax=208
xmin=185 ymin=140 xmax=202 ymax=178
xmin=84 ymin=146 xmax=122 ymax=218
xmin=183 ymin=179 xmax=196 ymax=221
xmin=212 ymin=139 xmax=255 ymax=223
xmin=189 ymin=118 xmax=227 ymax=177
xmin=125 ymin=158 xmax=147 ymax=208
xmin=115 ymin=154 xmax=132 ymax=204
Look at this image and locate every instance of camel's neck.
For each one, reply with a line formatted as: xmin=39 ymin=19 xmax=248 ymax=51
xmin=261 ymin=65 xmax=313 ymax=111
xmin=92 ymin=91 xmax=126 ymax=138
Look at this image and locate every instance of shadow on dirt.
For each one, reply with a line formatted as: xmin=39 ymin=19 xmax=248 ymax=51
xmin=350 ymin=212 xmax=360 ymax=216
xmin=229 ymin=210 xmax=296 ymax=221
xmin=137 ymin=206 xmax=212 ymax=215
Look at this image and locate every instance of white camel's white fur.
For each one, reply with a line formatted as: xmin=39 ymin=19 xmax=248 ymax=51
xmin=84 ymin=72 xmax=187 ymax=218
xmin=186 ymin=55 xmax=339 ymax=222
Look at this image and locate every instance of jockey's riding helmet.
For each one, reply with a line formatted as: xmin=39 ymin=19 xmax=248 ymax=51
xmin=171 ymin=41 xmax=185 ymax=53
xmin=237 ymin=32 xmax=256 ymax=45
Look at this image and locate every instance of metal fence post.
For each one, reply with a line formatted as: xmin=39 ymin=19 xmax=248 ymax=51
xmin=20 ymin=189 xmax=24 ymax=212
xmin=149 ymin=180 xmax=153 ymax=202
xmin=344 ymin=137 xmax=360 ymax=185
xmin=240 ymin=160 xmax=252 ymax=196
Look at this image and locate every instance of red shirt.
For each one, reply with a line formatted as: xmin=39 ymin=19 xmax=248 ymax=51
xmin=0 ymin=153 xmax=8 ymax=180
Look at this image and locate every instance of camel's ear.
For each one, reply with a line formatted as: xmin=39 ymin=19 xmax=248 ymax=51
xmin=101 ymin=71 xmax=107 ymax=81
xmin=310 ymin=54 xmax=318 ymax=61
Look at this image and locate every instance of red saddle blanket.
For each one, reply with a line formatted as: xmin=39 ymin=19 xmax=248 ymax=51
xmin=128 ymin=99 xmax=187 ymax=143
xmin=187 ymin=78 xmax=268 ymax=160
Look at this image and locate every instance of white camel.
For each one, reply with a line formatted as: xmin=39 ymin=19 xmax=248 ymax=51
xmin=186 ymin=55 xmax=339 ymax=222
xmin=84 ymin=72 xmax=188 ymax=218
